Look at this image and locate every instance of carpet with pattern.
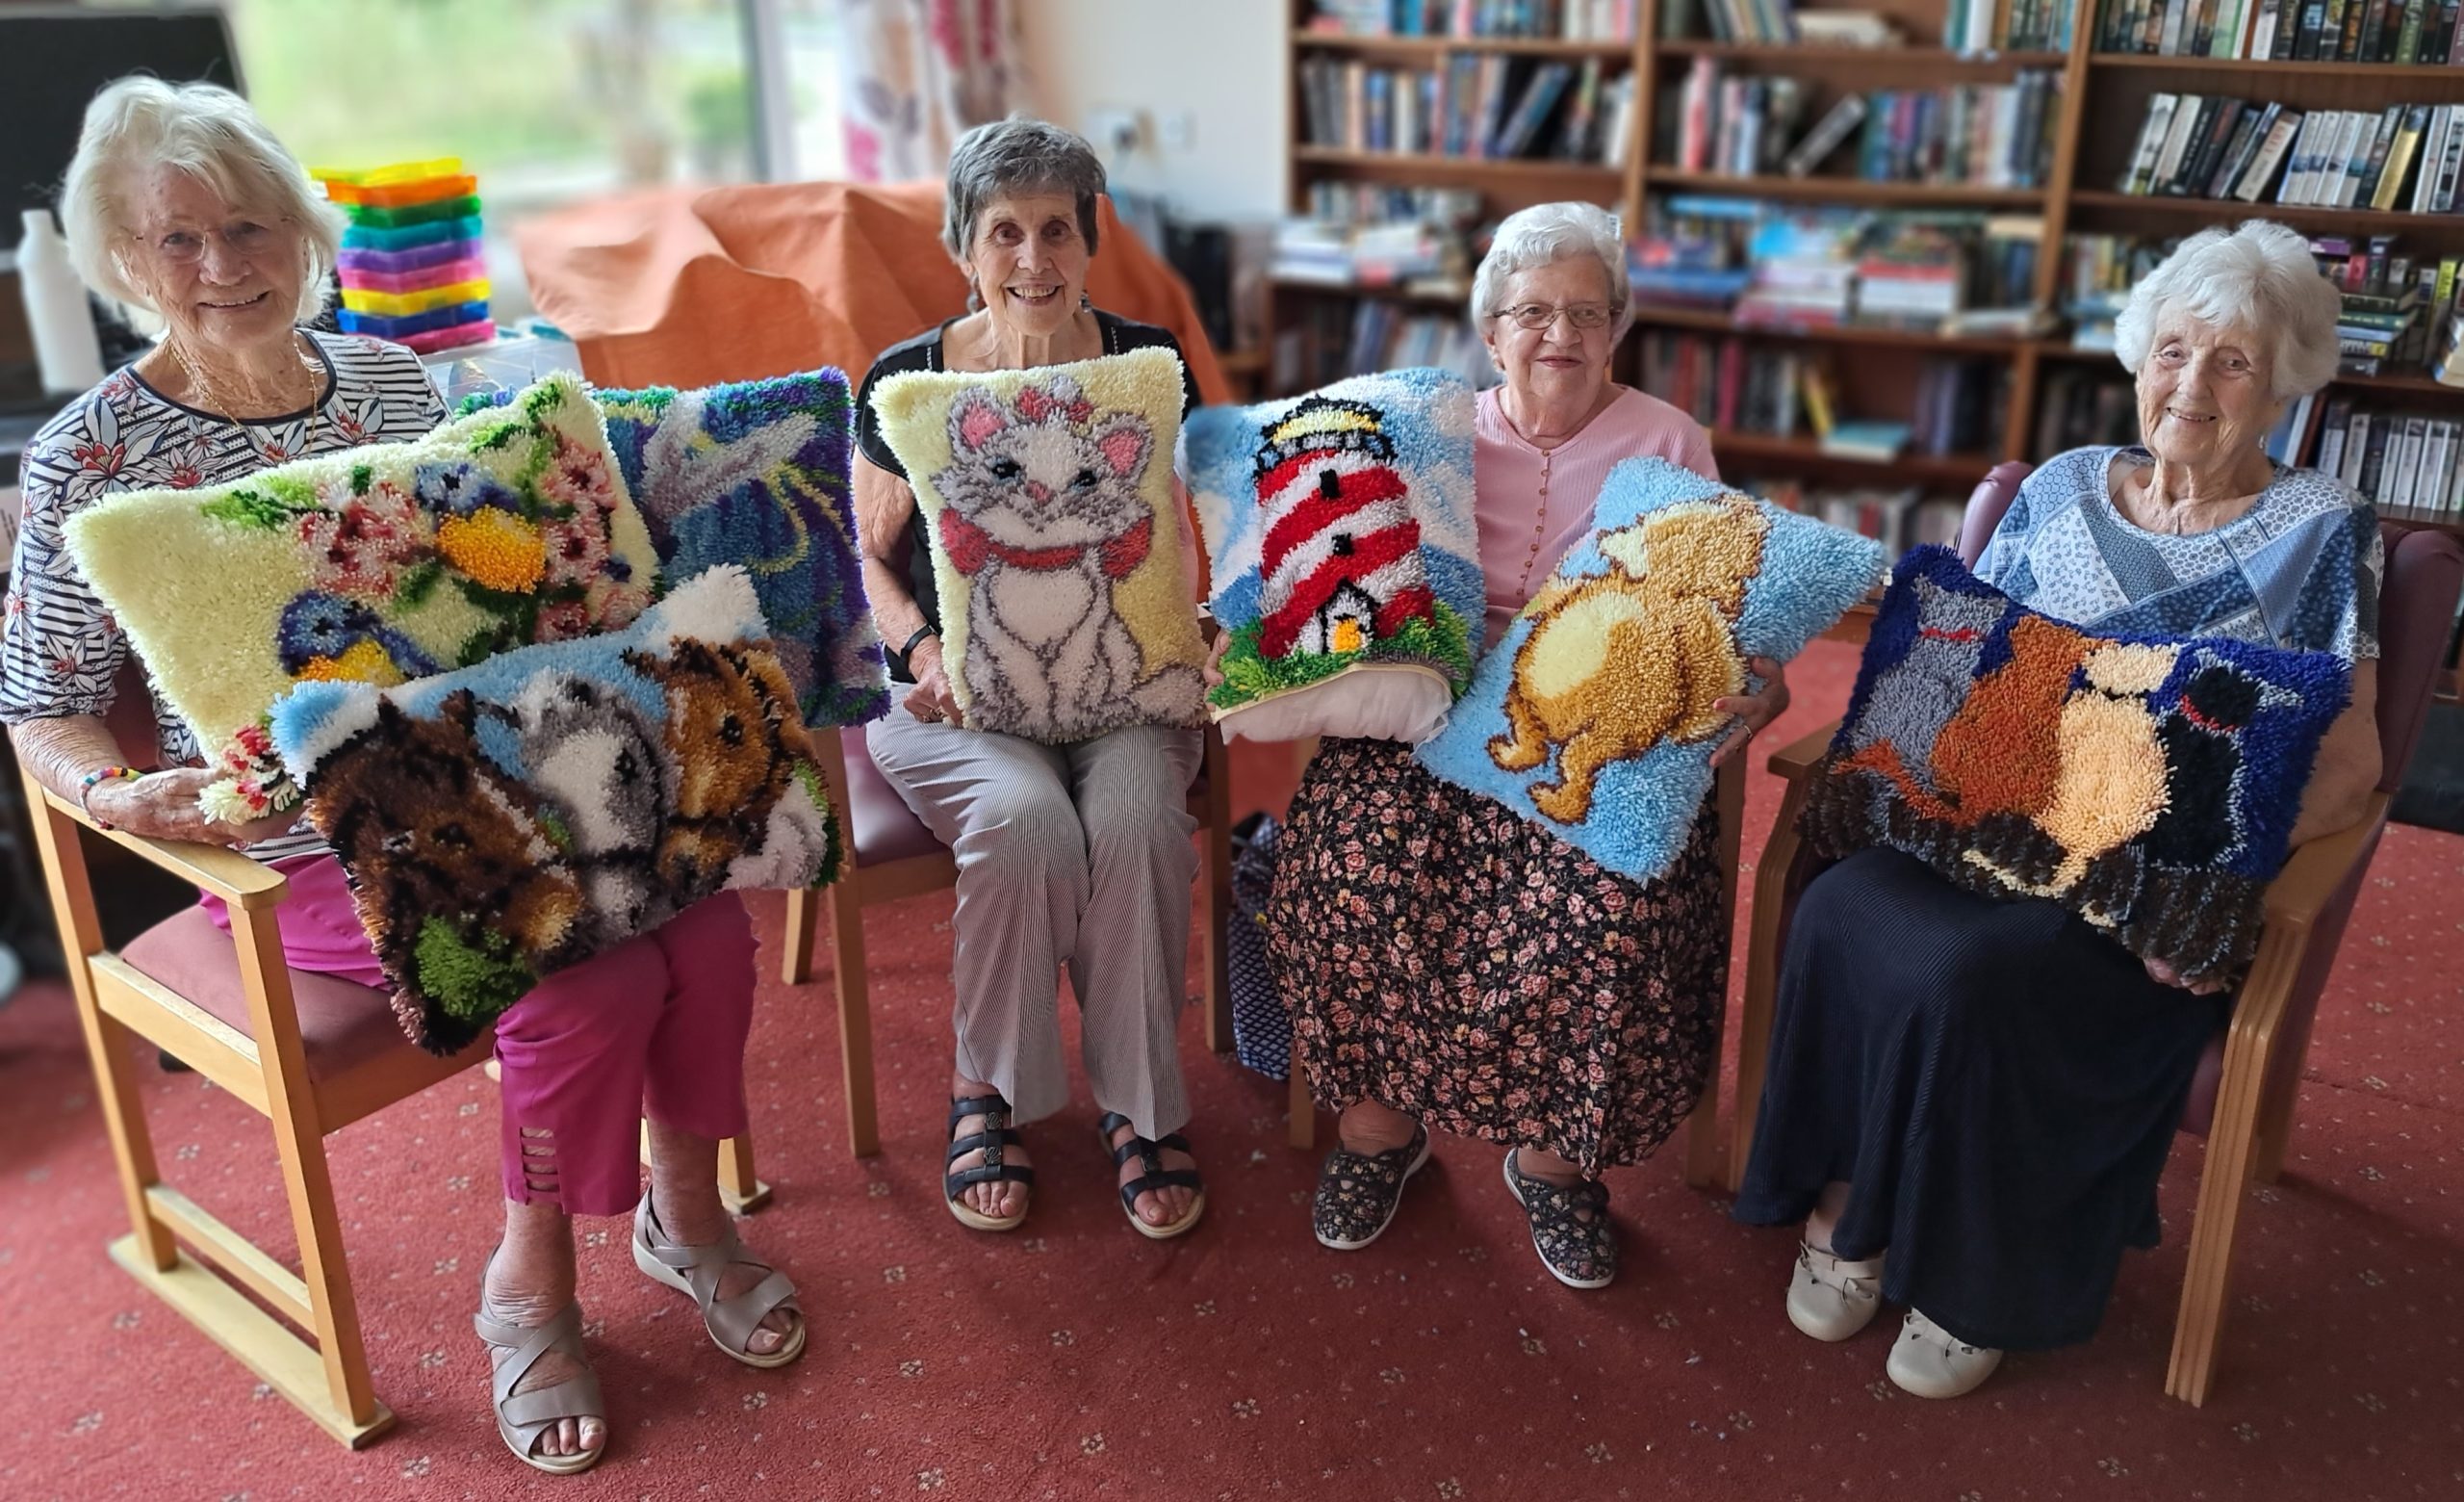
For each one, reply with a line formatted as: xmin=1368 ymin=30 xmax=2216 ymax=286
xmin=2 ymin=639 xmax=2459 ymax=1500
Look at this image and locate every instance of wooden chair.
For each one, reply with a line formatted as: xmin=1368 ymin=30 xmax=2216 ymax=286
xmin=1281 ymin=751 xmax=1747 ymax=1194
xmin=1725 ymin=462 xmax=2464 ymax=1405
xmin=21 ymin=684 xmax=770 ymax=1446
xmin=780 ymin=720 xmax=1236 ymax=1156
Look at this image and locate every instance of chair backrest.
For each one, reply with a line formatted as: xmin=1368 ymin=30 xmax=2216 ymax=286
xmin=2374 ymin=525 xmax=2464 ymax=791
xmin=1956 ymin=460 xmax=2036 ymax=568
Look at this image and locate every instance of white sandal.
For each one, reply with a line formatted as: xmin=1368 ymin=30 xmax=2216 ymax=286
xmin=473 ymin=1297 xmax=606 ymax=1475
xmin=632 ymin=1192 xmax=807 ymax=1369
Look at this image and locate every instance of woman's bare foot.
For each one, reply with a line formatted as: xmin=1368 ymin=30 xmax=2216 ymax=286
xmin=948 ymin=1072 xmax=1033 ymax=1221
xmin=484 ymin=1202 xmax=603 ymax=1463
xmin=1104 ymin=1118 xmax=1200 ymax=1229
xmin=645 ymin=1123 xmax=800 ymax=1358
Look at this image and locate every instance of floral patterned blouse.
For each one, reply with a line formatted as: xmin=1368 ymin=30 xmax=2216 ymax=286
xmin=2 ymin=331 xmax=447 ymax=860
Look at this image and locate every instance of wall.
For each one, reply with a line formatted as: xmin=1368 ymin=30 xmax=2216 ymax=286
xmin=1024 ymin=0 xmax=1286 ymax=222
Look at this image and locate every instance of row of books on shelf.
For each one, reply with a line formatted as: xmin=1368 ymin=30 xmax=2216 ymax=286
xmin=1298 ymin=182 xmax=1487 ymax=231
xmin=2096 ymin=0 xmax=2464 ymax=62
xmin=1755 ymin=479 xmax=1969 ymax=557
xmin=2119 ymin=96 xmax=2464 ymax=213
xmin=1271 ymin=219 xmax=1466 ymax=291
xmin=1640 ymin=201 xmax=2044 ymax=330
xmin=1296 ymin=54 xmax=1635 ymax=163
xmin=1946 ymin=0 xmax=2078 ymax=52
xmin=1273 ymin=298 xmax=1499 ymax=392
xmin=1664 ymin=65 xmax=2058 ymax=187
xmin=1306 ymin=0 xmax=1640 ymax=40
xmin=2297 ymin=397 xmax=2464 ymax=511
xmin=1637 ymin=331 xmax=2006 ymax=455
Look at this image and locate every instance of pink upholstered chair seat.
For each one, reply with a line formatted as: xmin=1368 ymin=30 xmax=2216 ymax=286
xmin=121 ymin=908 xmax=406 ymax=1082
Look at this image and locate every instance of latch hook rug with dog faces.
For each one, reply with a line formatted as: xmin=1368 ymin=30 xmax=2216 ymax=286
xmin=1419 ymin=459 xmax=1885 ymax=885
xmin=1802 ymin=546 xmax=2352 ymax=987
xmin=267 ymin=565 xmax=840 ymax=1055
xmin=64 ymin=373 xmax=658 ymax=821
xmin=459 ymin=369 xmax=887 ymax=730
xmin=866 ymin=346 xmax=1208 ymax=744
xmin=1182 ymin=368 xmax=1482 ymax=745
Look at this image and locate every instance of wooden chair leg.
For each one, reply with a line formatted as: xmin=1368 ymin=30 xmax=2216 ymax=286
xmin=1287 ymin=1037 xmax=1315 ymax=1150
xmin=1199 ymin=729 xmax=1235 ymax=1053
xmin=717 ymin=1132 xmax=773 ymax=1214
xmin=1727 ymin=780 xmax=1810 ymax=1195
xmin=828 ymin=885 xmax=881 ymax=1157
xmin=781 ymin=886 xmax=819 ymax=985
xmin=1684 ymin=758 xmax=1746 ymax=1192
xmin=2166 ymin=930 xmax=2297 ymax=1406
xmin=2246 ymin=1047 xmax=2305 ymax=1186
xmin=229 ymin=907 xmax=391 ymax=1446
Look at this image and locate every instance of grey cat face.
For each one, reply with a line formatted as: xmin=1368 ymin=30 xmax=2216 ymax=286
xmin=934 ymin=375 xmax=1153 ymax=550
xmin=1910 ymin=576 xmax=2007 ymax=640
xmin=504 ymin=672 xmax=665 ymax=860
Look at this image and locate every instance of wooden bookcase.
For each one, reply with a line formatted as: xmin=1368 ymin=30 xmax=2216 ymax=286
xmin=1272 ymin=0 xmax=2464 ymax=544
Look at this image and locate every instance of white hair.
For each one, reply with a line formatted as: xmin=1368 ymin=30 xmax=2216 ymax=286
xmin=2112 ymin=220 xmax=2341 ymax=402
xmin=59 ymin=76 xmax=342 ymax=324
xmin=1470 ymin=201 xmax=1631 ymax=341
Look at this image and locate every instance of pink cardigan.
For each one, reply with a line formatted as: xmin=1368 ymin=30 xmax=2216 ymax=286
xmin=1473 ymin=384 xmax=1720 ymax=649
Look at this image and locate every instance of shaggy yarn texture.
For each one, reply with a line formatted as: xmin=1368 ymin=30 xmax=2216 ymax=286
xmin=459 ymin=370 xmax=887 ymax=729
xmin=867 ymin=347 xmax=1207 ymax=743
xmin=1420 ymin=459 xmax=1884 ymax=884
xmin=1183 ymin=368 xmax=1481 ymax=744
xmin=1804 ymin=545 xmax=2352 ymax=985
xmin=63 ymin=374 xmax=657 ymax=820
xmin=267 ymin=566 xmax=838 ymax=1054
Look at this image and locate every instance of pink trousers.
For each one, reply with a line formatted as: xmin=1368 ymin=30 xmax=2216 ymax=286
xmin=202 ymin=857 xmax=757 ymax=1217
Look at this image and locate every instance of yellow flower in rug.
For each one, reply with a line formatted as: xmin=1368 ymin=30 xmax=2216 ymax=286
xmin=436 ymin=507 xmax=546 ymax=594
xmin=295 ymin=637 xmax=411 ymax=686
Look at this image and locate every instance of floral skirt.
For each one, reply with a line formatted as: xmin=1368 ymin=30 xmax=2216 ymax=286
xmin=1265 ymin=738 xmax=1726 ymax=1175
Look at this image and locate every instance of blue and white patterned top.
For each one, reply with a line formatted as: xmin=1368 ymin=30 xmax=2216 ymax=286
xmin=3 ymin=331 xmax=446 ymax=860
xmin=1975 ymin=445 xmax=2381 ymax=661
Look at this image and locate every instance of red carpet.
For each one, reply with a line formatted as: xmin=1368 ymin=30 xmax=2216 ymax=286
xmin=4 ymin=638 xmax=2460 ymax=1500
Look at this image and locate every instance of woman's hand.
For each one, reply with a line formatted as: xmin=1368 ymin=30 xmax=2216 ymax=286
xmin=903 ymin=637 xmax=965 ymax=727
xmin=1201 ymin=629 xmax=1232 ymax=689
xmin=2142 ymin=954 xmax=2230 ymax=997
xmin=1708 ymin=657 xmax=1791 ymax=768
xmin=86 ymin=767 xmax=299 ymax=849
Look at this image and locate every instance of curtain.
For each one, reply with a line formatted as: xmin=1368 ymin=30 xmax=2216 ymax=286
xmin=839 ymin=0 xmax=1026 ymax=183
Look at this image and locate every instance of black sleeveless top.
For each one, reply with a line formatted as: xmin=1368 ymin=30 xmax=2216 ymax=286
xmin=853 ymin=310 xmax=1198 ymax=682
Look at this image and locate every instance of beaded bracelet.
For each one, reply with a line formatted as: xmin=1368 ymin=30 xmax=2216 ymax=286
xmin=77 ymin=765 xmax=141 ymax=831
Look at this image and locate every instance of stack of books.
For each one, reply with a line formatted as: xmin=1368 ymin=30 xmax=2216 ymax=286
xmin=1736 ymin=213 xmax=1861 ymax=325
xmin=1298 ymin=53 xmax=1634 ymax=165
xmin=1308 ymin=0 xmax=1641 ymax=40
xmin=1853 ymin=74 xmax=2062 ymax=189
xmin=2097 ymin=0 xmax=2464 ymax=62
xmin=1855 ymin=220 xmax=1970 ymax=327
xmin=1630 ymin=194 xmax=1759 ymax=308
xmin=1271 ymin=219 xmax=1463 ymax=292
xmin=2118 ymin=98 xmax=2463 ymax=211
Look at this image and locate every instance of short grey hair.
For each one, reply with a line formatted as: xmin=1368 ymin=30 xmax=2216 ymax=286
xmin=60 ymin=76 xmax=341 ymax=324
xmin=2113 ymin=220 xmax=2341 ymax=401
xmin=1471 ymin=201 xmax=1631 ymax=341
xmin=940 ymin=117 xmax=1106 ymax=262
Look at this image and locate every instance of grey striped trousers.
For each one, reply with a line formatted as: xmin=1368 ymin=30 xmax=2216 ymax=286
xmin=865 ymin=702 xmax=1202 ymax=1137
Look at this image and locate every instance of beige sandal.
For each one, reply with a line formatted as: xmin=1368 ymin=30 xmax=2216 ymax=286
xmin=631 ymin=1192 xmax=807 ymax=1369
xmin=473 ymin=1298 xmax=606 ymax=1476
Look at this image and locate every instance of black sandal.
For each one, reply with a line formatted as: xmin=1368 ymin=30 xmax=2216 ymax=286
xmin=1097 ymin=1112 xmax=1205 ymax=1240
xmin=1502 ymin=1149 xmax=1617 ymax=1289
xmin=944 ymin=1093 xmax=1034 ymax=1231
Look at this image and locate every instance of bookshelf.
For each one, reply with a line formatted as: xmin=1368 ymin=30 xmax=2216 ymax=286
xmin=1271 ymin=0 xmax=2464 ymax=544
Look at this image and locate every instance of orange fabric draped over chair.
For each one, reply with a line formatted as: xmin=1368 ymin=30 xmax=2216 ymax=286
xmin=511 ymin=179 xmax=1230 ymax=403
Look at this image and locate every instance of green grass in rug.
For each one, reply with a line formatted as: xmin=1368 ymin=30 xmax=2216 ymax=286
xmin=1208 ymin=602 xmax=1473 ymax=712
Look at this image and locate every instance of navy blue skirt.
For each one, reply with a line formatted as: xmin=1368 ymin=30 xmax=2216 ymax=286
xmin=1732 ymin=847 xmax=2224 ymax=1352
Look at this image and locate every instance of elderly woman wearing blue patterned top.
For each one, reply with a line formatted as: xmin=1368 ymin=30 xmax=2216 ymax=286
xmin=1735 ymin=220 xmax=2386 ymax=1400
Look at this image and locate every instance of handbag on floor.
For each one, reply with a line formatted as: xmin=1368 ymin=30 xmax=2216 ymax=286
xmin=1227 ymin=811 xmax=1292 ymax=1080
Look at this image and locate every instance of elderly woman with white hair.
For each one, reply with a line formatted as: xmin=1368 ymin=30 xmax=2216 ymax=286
xmin=1258 ymin=200 xmax=1789 ymax=1289
xmin=1 ymin=78 xmax=804 ymax=1476
xmin=1734 ymin=220 xmax=2383 ymax=1399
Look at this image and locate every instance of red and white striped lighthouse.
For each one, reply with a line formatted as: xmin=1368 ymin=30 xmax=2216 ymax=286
xmin=1252 ymin=397 xmax=1436 ymax=660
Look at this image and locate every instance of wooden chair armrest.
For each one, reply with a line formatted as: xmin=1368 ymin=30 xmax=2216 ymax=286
xmin=1764 ymin=719 xmax=1841 ymax=783
xmin=31 ymin=780 xmax=291 ymax=911
xmin=2257 ymin=790 xmax=2389 ymax=937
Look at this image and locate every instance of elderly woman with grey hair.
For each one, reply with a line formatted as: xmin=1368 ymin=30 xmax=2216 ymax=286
xmin=1256 ymin=200 xmax=1789 ymax=1289
xmin=851 ymin=117 xmax=1210 ymax=1239
xmin=1735 ymin=220 xmax=2383 ymax=1400
xmin=3 ymin=77 xmax=805 ymax=1476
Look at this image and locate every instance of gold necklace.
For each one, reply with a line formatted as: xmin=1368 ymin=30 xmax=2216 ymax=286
xmin=167 ymin=334 xmax=327 ymax=464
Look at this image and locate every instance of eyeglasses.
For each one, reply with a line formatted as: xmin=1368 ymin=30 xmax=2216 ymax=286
xmin=132 ymin=218 xmax=295 ymax=268
xmin=1492 ymin=301 xmax=1620 ymax=332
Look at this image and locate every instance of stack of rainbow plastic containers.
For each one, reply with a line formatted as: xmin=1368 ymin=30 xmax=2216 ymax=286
xmin=318 ymin=156 xmax=492 ymax=354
